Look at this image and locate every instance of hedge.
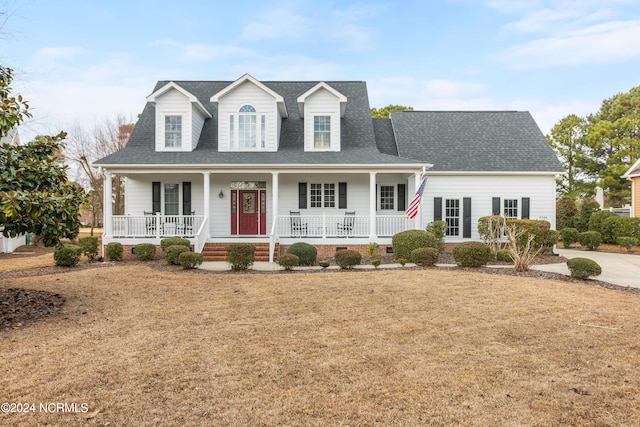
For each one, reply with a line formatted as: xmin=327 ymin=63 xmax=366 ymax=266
xmin=286 ymin=242 xmax=317 ymax=266
xmin=54 ymin=243 xmax=82 ymax=267
xmin=226 ymin=243 xmax=255 ymax=271
xmin=452 ymin=242 xmax=493 ymax=267
xmin=391 ymin=230 xmax=440 ymax=260
xmin=567 ymin=258 xmax=602 ymax=279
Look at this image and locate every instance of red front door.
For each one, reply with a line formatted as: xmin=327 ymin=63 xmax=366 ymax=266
xmin=231 ymin=189 xmax=266 ymax=235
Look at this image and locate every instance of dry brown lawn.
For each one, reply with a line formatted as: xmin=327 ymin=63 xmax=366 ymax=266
xmin=1 ymin=266 xmax=640 ymax=426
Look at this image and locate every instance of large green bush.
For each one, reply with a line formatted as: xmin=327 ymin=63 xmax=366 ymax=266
xmin=278 ymin=253 xmax=299 ymax=271
xmin=600 ymin=215 xmax=640 ymax=244
xmin=616 ymin=236 xmax=638 ymax=251
xmin=411 ymin=247 xmax=439 ymax=267
xmin=286 ymin=242 xmax=317 ymax=266
xmin=578 ymin=231 xmax=602 ymax=250
xmin=178 ymin=252 xmax=203 ymax=269
xmin=165 ymin=245 xmax=191 ymax=265
xmin=105 ymin=242 xmax=123 ymax=261
xmin=160 ymin=238 xmax=190 ymax=252
xmin=226 ymin=243 xmax=255 ymax=271
xmin=452 ymin=242 xmax=493 ymax=267
xmin=78 ymin=236 xmax=99 ymax=260
xmin=334 ymin=249 xmax=362 ymax=269
xmin=425 ymin=220 xmax=447 ymax=252
xmin=556 ymin=195 xmax=578 ymax=230
xmin=54 ymin=243 xmax=82 ymax=267
xmin=560 ymin=227 xmax=580 ymax=248
xmin=134 ymin=243 xmax=157 ymax=260
xmin=575 ymin=198 xmax=600 ymax=232
xmin=588 ymin=210 xmax=616 ymax=234
xmin=567 ymin=258 xmax=602 ymax=279
xmin=391 ymin=230 xmax=439 ymax=260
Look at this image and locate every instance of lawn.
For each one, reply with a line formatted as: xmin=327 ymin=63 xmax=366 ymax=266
xmin=1 ymin=265 xmax=639 ymax=426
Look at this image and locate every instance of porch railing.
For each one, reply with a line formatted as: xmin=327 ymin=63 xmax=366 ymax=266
xmin=273 ymin=214 xmax=414 ymax=239
xmin=112 ymin=215 xmax=206 ymax=239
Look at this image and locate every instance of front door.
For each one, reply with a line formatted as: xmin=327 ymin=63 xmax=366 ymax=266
xmin=231 ymin=189 xmax=267 ymax=235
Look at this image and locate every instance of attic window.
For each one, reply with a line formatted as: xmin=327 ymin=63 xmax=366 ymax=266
xmin=314 ymin=116 xmax=331 ymax=148
xmin=165 ymin=115 xmax=182 ymax=148
xmin=230 ymin=104 xmax=266 ymax=149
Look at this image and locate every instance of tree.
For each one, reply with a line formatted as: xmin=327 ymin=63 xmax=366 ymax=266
xmin=0 ymin=66 xmax=88 ymax=246
xmin=556 ymin=195 xmax=578 ymax=230
xmin=371 ymin=104 xmax=414 ymax=118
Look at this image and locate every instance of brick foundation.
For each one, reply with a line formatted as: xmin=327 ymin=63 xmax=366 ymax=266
xmin=118 ymin=244 xmax=163 ymax=261
xmin=279 ymin=243 xmax=394 ymax=259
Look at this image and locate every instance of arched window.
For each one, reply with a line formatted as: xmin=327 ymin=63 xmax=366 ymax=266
xmin=230 ymin=104 xmax=265 ymax=149
xmin=239 ymin=105 xmax=256 ymax=113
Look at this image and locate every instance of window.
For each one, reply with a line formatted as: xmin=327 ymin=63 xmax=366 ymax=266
xmin=314 ymin=116 xmax=331 ymax=148
xmin=445 ymin=199 xmax=460 ymax=236
xmin=165 ymin=116 xmax=182 ymax=148
xmin=380 ymin=186 xmax=395 ymax=210
xmin=230 ymin=105 xmax=266 ymax=149
xmin=310 ymin=183 xmax=335 ymax=208
xmin=504 ymin=199 xmax=518 ymax=219
xmin=164 ymin=184 xmax=179 ymax=215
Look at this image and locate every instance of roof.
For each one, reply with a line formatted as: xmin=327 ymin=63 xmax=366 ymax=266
xmin=622 ymin=157 xmax=640 ymax=179
xmin=95 ymin=78 xmax=564 ymax=173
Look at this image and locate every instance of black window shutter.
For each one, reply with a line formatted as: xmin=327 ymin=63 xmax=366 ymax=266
xmin=397 ymin=184 xmax=406 ymax=211
xmin=434 ymin=197 xmax=442 ymax=221
xmin=152 ymin=182 xmax=161 ymax=213
xmin=298 ymin=183 xmax=307 ymax=209
xmin=522 ymin=197 xmax=530 ymax=219
xmin=492 ymin=197 xmax=501 ymax=215
xmin=182 ymin=182 xmax=192 ymax=215
xmin=463 ymin=197 xmax=471 ymax=238
xmin=339 ymin=182 xmax=347 ymax=209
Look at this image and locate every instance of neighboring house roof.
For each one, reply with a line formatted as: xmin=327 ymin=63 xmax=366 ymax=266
xmin=94 ymin=78 xmax=563 ymax=173
xmin=622 ymin=157 xmax=640 ymax=179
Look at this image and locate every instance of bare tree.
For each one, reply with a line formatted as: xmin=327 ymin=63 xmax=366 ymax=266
xmin=64 ymin=115 xmax=134 ymax=233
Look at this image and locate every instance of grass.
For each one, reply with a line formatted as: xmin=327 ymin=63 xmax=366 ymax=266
xmin=1 ymin=266 xmax=640 ymax=426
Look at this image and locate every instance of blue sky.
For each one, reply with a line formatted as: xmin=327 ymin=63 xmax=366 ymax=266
xmin=3 ymin=0 xmax=640 ymax=141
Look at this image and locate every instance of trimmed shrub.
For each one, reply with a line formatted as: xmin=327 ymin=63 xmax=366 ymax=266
xmin=391 ymin=230 xmax=440 ymax=260
xmin=78 ymin=236 xmax=99 ymax=260
xmin=452 ymin=242 xmax=493 ymax=267
xmin=134 ymin=243 xmax=157 ymax=260
xmin=425 ymin=220 xmax=447 ymax=252
xmin=507 ymin=219 xmax=552 ymax=252
xmin=368 ymin=242 xmax=379 ymax=257
xmin=278 ymin=253 xmax=299 ymax=271
xmin=165 ymin=244 xmax=191 ymax=265
xmin=334 ymin=249 xmax=362 ymax=269
xmin=160 ymin=238 xmax=190 ymax=252
xmin=575 ymin=197 xmax=600 ymax=232
xmin=411 ymin=247 xmax=439 ymax=267
xmin=286 ymin=242 xmax=317 ymax=266
xmin=567 ymin=257 xmax=602 ymax=279
xmin=226 ymin=243 xmax=255 ymax=271
xmin=600 ymin=215 xmax=640 ymax=244
xmin=178 ymin=252 xmax=203 ymax=269
xmin=617 ymin=236 xmax=638 ymax=251
xmin=579 ymin=231 xmax=602 ymax=250
xmin=560 ymin=227 xmax=580 ymax=248
xmin=556 ymin=195 xmax=578 ymax=231
xmin=477 ymin=215 xmax=507 ymax=249
xmin=371 ymin=259 xmax=382 ymax=268
xmin=54 ymin=243 xmax=82 ymax=267
xmin=319 ymin=260 xmax=330 ymax=269
xmin=398 ymin=258 xmax=408 ymax=266
xmin=496 ymin=249 xmax=514 ymax=263
xmin=105 ymin=242 xmax=123 ymax=261
xmin=588 ymin=210 xmax=616 ymax=234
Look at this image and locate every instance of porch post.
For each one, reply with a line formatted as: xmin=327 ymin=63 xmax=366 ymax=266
xmin=203 ymin=171 xmax=211 ymax=238
xmin=271 ymin=172 xmax=279 ymax=230
xmin=103 ymin=170 xmax=113 ymax=237
xmin=414 ymin=172 xmax=422 ymax=229
xmin=369 ymin=172 xmax=377 ymax=239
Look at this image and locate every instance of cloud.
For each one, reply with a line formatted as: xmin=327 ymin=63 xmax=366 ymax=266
xmin=153 ymin=40 xmax=252 ymax=62
xmin=241 ymin=8 xmax=310 ymax=41
xmin=30 ymin=46 xmax=90 ymax=65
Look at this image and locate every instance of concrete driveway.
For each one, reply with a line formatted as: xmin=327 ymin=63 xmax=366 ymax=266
xmin=533 ymin=249 xmax=640 ymax=289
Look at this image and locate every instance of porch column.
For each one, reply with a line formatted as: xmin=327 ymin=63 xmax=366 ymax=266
xmin=369 ymin=172 xmax=377 ymax=239
xmin=103 ymin=170 xmax=113 ymax=237
xmin=414 ymin=172 xmax=422 ymax=229
xmin=203 ymin=171 xmax=211 ymax=238
xmin=272 ymin=172 xmax=279 ymax=232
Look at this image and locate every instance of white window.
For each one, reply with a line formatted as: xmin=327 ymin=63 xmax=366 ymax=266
xmin=380 ymin=186 xmax=395 ymax=210
xmin=164 ymin=184 xmax=179 ymax=215
xmin=230 ymin=104 xmax=266 ymax=149
xmin=314 ymin=116 xmax=331 ymax=148
xmin=165 ymin=116 xmax=182 ymax=148
xmin=504 ymin=199 xmax=518 ymax=219
xmin=445 ymin=199 xmax=460 ymax=236
xmin=310 ymin=183 xmax=335 ymax=208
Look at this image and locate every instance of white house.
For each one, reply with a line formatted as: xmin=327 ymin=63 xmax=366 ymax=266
xmin=94 ymin=74 xmax=563 ymax=261
xmin=0 ymin=128 xmax=26 ymax=253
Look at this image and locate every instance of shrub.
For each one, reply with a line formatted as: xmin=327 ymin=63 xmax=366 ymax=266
xmin=398 ymin=258 xmax=407 ymax=267
xmin=391 ymin=230 xmax=440 ymax=260
xmin=54 ymin=243 xmax=82 ymax=267
xmin=560 ymin=227 xmax=580 ymax=248
xmin=425 ymin=220 xmax=447 ymax=252
xmin=178 ymin=252 xmax=203 ymax=269
xmin=226 ymin=243 xmax=255 ymax=271
xmin=411 ymin=247 xmax=439 ymax=267
xmin=319 ymin=260 xmax=330 ymax=269
xmin=286 ymin=242 xmax=317 ymax=266
xmin=134 ymin=243 xmax=157 ymax=260
xmin=78 ymin=236 xmax=99 ymax=260
xmin=556 ymin=195 xmax=578 ymax=231
xmin=371 ymin=259 xmax=381 ymax=268
xmin=578 ymin=231 xmax=602 ymax=250
xmin=278 ymin=253 xmax=299 ymax=271
xmin=567 ymin=257 xmax=602 ymax=279
xmin=477 ymin=215 xmax=507 ymax=251
xmin=496 ymin=249 xmax=513 ymax=263
xmin=575 ymin=197 xmax=600 ymax=232
xmin=616 ymin=236 xmax=638 ymax=251
xmin=588 ymin=210 xmax=616 ymax=234
xmin=368 ymin=242 xmax=379 ymax=257
xmin=507 ymin=219 xmax=552 ymax=252
xmin=160 ymin=238 xmax=191 ymax=252
xmin=334 ymin=249 xmax=361 ymax=269
xmin=165 ymin=245 xmax=191 ymax=265
xmin=452 ymin=242 xmax=493 ymax=267
xmin=600 ymin=216 xmax=640 ymax=244
xmin=105 ymin=242 xmax=123 ymax=261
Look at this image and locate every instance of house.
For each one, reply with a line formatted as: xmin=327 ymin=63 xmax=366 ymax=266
xmin=622 ymin=159 xmax=640 ymax=217
xmin=0 ymin=128 xmax=26 ymax=253
xmin=93 ymin=74 xmax=563 ymax=261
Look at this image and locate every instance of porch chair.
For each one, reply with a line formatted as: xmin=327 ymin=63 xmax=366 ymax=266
xmin=289 ymin=211 xmax=308 ymax=236
xmin=144 ymin=211 xmax=157 ymax=236
xmin=337 ymin=211 xmax=356 ymax=236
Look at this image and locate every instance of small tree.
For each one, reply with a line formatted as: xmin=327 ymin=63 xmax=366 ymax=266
xmin=556 ymin=195 xmax=578 ymax=230
xmin=506 ymin=225 xmax=544 ymax=272
xmin=477 ymin=215 xmax=507 ymax=252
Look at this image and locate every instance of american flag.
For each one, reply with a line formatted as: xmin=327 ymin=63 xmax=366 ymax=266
xmin=406 ymin=178 xmax=427 ymax=219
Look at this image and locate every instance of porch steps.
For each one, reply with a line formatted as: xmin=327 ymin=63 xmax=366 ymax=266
xmin=201 ymin=242 xmax=276 ymax=262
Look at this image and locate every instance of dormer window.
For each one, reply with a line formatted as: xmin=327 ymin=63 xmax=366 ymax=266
xmin=230 ymin=104 xmax=266 ymax=149
xmin=165 ymin=115 xmax=182 ymax=148
xmin=314 ymin=116 xmax=331 ymax=148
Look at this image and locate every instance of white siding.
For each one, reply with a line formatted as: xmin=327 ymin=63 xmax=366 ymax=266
xmin=154 ymin=89 xmax=193 ymax=152
xmin=278 ymin=174 xmax=370 ymax=215
xmin=191 ymin=108 xmax=207 ymax=150
xmin=124 ymin=174 xmax=204 ymax=217
xmin=303 ymin=89 xmax=341 ymax=152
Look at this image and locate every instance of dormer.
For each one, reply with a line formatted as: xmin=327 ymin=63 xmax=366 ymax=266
xmin=211 ymin=74 xmax=288 ymax=152
xmin=297 ymin=82 xmax=347 ymax=152
xmin=147 ymin=82 xmax=211 ymax=152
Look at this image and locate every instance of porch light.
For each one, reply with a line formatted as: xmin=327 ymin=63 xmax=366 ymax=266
xmin=218 ymin=190 xmax=224 ymax=198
